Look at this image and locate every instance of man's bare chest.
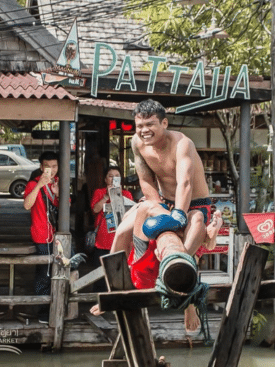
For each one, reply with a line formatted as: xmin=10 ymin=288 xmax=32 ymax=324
xmin=143 ymin=151 xmax=176 ymax=178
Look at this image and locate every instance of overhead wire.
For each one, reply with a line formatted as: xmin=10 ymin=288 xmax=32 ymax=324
xmin=0 ymin=0 xmax=271 ymax=68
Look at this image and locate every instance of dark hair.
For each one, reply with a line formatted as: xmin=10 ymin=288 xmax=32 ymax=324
xmin=104 ymin=166 xmax=121 ymax=178
xmin=39 ymin=151 xmax=59 ymax=164
xmin=133 ymin=99 xmax=166 ymax=121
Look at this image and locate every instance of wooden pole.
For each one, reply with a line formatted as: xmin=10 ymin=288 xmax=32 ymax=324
xmin=207 ymin=243 xmax=268 ymax=367
xmin=49 ymin=233 xmax=71 ymax=351
xmin=155 ymin=231 xmax=197 ymax=295
xmin=238 ymin=102 xmax=251 ymax=234
xmin=100 ymin=251 xmax=157 ymax=367
xmin=272 ymin=0 xmax=275 ymax=207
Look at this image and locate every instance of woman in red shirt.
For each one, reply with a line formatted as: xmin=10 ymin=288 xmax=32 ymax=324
xmin=90 ymin=166 xmax=133 ymax=291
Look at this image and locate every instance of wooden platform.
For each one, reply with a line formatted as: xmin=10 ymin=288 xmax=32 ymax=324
xmin=0 ymin=308 xmax=224 ymax=349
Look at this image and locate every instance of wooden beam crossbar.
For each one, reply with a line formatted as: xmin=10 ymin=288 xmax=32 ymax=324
xmin=208 ymin=243 xmax=268 ymax=367
xmin=98 ymin=280 xmax=275 ymax=312
xmin=0 ymin=255 xmax=53 ymax=265
xmin=70 ymin=266 xmax=104 ymax=293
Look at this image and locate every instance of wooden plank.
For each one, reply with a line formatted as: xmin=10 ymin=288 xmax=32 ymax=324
xmin=70 ymin=266 xmax=104 ymax=293
xmin=109 ymin=334 xmax=124 ymax=360
xmin=66 ymin=270 xmax=79 ymax=320
xmin=84 ymin=313 xmax=116 ymax=343
xmin=208 ymin=243 xmax=268 ymax=367
xmin=49 ymin=233 xmax=71 ymax=351
xmin=0 ymin=99 xmax=77 ymax=121
xmin=0 ymin=245 xmax=36 ymax=255
xmin=0 ymin=255 xmax=53 ymax=264
xmin=68 ymin=293 xmax=97 ymax=303
xmin=0 ymin=295 xmax=51 ymax=305
xmin=99 ymin=289 xmax=161 ymax=312
xmin=99 ymin=280 xmax=275 ymax=312
xmin=101 ymin=251 xmax=156 ymax=367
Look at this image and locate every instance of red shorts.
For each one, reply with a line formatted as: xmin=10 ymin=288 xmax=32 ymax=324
xmin=128 ymin=198 xmax=212 ymax=289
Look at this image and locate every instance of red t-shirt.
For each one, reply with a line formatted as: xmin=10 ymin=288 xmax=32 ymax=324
xmin=24 ymin=176 xmax=59 ymax=244
xmin=90 ymin=187 xmax=133 ymax=250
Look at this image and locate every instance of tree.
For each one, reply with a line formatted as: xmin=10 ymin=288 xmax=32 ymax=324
xmin=0 ymin=126 xmax=24 ymax=144
xmin=126 ymin=0 xmax=271 ymax=75
xmin=126 ymin=0 xmax=272 ymax=225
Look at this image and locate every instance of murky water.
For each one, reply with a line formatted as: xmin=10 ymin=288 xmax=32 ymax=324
xmin=0 ymin=345 xmax=274 ymax=367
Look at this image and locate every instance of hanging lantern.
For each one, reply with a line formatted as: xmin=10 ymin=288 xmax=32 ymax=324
xmin=109 ymin=119 xmax=117 ymax=130
xmin=121 ymin=121 xmax=133 ymax=131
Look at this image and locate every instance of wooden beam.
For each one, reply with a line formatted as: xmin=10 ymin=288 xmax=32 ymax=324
xmin=99 ymin=289 xmax=160 ymax=311
xmin=101 ymin=251 xmax=157 ymax=367
xmin=0 ymin=295 xmax=51 ymax=305
xmin=0 ymin=99 xmax=77 ymax=121
xmin=98 ymin=280 xmax=275 ymax=312
xmin=70 ymin=266 xmax=104 ymax=293
xmin=68 ymin=292 xmax=97 ymax=303
xmin=208 ymin=243 xmax=268 ymax=367
xmin=0 ymin=255 xmax=53 ymax=264
xmin=49 ymin=233 xmax=71 ymax=351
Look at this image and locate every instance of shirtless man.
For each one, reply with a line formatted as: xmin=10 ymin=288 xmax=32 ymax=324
xmin=91 ymin=99 xmax=222 ymax=330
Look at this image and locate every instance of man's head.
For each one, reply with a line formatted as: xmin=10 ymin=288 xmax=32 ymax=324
xmin=133 ymin=99 xmax=168 ymax=145
xmin=133 ymin=99 xmax=166 ymax=121
xmin=39 ymin=151 xmax=59 ymax=178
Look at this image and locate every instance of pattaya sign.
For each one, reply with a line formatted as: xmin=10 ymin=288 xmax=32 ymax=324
xmin=91 ymin=43 xmax=250 ymax=113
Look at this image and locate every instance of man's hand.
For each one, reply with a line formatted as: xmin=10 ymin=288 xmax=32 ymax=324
xmin=142 ymin=208 xmax=188 ymax=240
xmin=37 ymin=172 xmax=52 ymax=189
xmin=51 ymin=178 xmax=59 ymax=197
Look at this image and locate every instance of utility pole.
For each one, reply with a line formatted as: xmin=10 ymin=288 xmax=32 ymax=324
xmin=272 ymin=0 xmax=275 ymax=207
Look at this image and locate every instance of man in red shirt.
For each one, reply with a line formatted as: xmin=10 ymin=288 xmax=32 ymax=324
xmin=24 ymin=151 xmax=59 ymax=324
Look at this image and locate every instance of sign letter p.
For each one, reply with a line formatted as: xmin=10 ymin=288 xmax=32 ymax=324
xmin=91 ymin=43 xmax=117 ymax=97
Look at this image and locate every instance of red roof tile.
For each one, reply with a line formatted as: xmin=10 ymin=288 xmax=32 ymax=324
xmin=79 ymin=98 xmax=137 ymax=110
xmin=0 ymin=73 xmax=77 ymax=100
xmin=79 ymin=98 xmax=176 ymax=114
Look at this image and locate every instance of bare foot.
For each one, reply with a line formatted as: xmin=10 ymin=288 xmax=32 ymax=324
xmin=203 ymin=210 xmax=223 ymax=250
xmin=184 ymin=304 xmax=200 ymax=333
xmin=89 ymin=304 xmax=105 ymax=316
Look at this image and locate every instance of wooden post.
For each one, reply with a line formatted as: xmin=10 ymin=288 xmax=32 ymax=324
xmin=49 ymin=233 xmax=71 ymax=351
xmin=100 ymin=251 xmax=157 ymax=367
xmin=207 ymin=243 xmax=268 ymax=367
xmin=155 ymin=231 xmax=197 ymax=295
xmin=271 ymin=0 xmax=275 ymax=208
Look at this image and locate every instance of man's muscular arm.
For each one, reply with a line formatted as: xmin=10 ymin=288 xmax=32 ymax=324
xmin=131 ymin=135 xmax=161 ymax=202
xmin=175 ymin=138 xmax=195 ymax=213
xmin=24 ymin=173 xmax=51 ymax=210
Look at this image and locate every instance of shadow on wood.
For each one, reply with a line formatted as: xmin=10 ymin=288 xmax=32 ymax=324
xmin=207 ymin=243 xmax=268 ymax=367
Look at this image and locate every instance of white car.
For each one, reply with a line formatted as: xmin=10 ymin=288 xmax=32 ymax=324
xmin=0 ymin=151 xmax=39 ymax=198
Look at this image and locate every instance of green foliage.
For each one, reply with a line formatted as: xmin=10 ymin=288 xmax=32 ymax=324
xmin=251 ymin=310 xmax=267 ymax=337
xmin=33 ymin=121 xmax=60 ymax=130
xmin=16 ymin=0 xmax=26 ymax=7
xmin=0 ymin=126 xmax=23 ymax=143
xmin=126 ymin=0 xmax=271 ymax=76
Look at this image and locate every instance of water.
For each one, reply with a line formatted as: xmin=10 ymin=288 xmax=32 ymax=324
xmin=0 ymin=345 xmax=274 ymax=367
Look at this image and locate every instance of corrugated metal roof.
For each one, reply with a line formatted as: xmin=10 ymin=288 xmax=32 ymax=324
xmin=0 ymin=73 xmax=77 ymax=100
